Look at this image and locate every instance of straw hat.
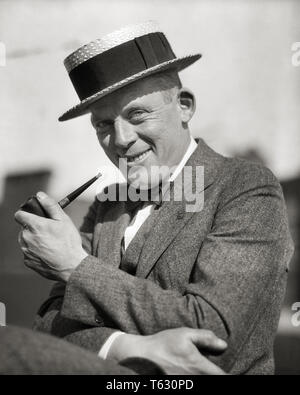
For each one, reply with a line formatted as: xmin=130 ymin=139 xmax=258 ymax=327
xmin=59 ymin=21 xmax=201 ymax=122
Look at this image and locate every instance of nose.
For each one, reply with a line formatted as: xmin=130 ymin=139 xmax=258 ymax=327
xmin=114 ymin=118 xmax=137 ymax=149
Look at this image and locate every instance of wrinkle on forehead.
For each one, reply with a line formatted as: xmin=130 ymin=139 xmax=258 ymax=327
xmin=90 ymin=74 xmax=179 ymax=120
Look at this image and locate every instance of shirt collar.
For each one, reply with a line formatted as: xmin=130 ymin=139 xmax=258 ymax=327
xmin=169 ymin=137 xmax=198 ymax=182
xmin=151 ymin=137 xmax=197 ymax=206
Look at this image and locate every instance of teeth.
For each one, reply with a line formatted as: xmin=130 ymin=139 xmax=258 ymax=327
xmin=128 ymin=149 xmax=151 ymax=163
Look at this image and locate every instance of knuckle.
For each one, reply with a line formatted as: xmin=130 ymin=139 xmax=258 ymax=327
xmin=31 ymin=221 xmax=40 ymax=231
xmin=176 ymin=327 xmax=187 ymax=336
xmin=22 ymin=230 xmax=31 ymax=243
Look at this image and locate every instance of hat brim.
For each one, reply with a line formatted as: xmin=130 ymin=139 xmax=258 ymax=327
xmin=59 ymin=54 xmax=201 ymax=122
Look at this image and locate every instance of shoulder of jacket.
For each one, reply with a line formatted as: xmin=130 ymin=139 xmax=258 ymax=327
xmin=221 ymin=156 xmax=280 ymax=188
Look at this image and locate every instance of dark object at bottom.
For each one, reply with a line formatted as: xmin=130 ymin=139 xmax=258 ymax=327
xmin=0 ymin=326 xmax=163 ymax=375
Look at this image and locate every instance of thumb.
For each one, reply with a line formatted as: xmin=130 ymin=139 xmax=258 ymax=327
xmin=36 ymin=192 xmax=66 ymax=221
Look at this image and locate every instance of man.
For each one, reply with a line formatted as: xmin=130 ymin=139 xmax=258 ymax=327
xmin=0 ymin=326 xmax=226 ymax=375
xmin=15 ymin=21 xmax=294 ymax=375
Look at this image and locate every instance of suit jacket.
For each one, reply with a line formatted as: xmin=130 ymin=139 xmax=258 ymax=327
xmin=34 ymin=139 xmax=294 ymax=375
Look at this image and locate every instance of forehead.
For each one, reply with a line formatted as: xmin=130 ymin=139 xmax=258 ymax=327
xmin=90 ymin=76 xmax=166 ymax=118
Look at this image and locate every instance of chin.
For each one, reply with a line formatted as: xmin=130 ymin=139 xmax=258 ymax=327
xmin=126 ymin=159 xmax=168 ymax=190
xmin=127 ymin=176 xmax=150 ymax=190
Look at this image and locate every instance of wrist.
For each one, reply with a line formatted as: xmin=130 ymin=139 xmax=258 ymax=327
xmin=77 ymin=249 xmax=89 ymax=265
xmin=69 ymin=248 xmax=88 ymax=273
xmin=60 ymin=249 xmax=88 ymax=283
xmin=108 ymin=333 xmax=149 ymax=362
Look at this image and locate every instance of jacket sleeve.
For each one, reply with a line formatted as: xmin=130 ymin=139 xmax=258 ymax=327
xmin=33 ymin=198 xmax=118 ymax=352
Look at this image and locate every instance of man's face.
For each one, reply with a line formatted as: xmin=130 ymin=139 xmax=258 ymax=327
xmin=90 ymin=76 xmax=191 ymax=189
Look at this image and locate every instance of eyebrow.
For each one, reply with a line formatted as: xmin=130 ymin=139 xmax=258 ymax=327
xmin=126 ymin=100 xmax=154 ymax=113
xmin=91 ymin=101 xmax=152 ymax=124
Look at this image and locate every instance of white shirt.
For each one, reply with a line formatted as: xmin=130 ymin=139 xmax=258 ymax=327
xmin=98 ymin=137 xmax=198 ymax=359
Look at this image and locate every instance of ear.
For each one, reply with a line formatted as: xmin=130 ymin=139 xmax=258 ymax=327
xmin=177 ymin=88 xmax=196 ymax=124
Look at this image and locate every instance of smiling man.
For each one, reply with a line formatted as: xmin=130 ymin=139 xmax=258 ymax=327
xmin=15 ymin=21 xmax=294 ymax=375
xmin=90 ymin=71 xmax=193 ymax=191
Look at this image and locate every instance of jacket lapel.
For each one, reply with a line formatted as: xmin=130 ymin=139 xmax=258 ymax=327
xmin=96 ymin=201 xmax=131 ymax=268
xmin=136 ymin=139 xmax=221 ymax=278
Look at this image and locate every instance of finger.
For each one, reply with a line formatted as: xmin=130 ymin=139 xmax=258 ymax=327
xmin=189 ymin=329 xmax=227 ymax=352
xmin=24 ymin=255 xmax=42 ymax=266
xmin=24 ymin=259 xmax=57 ymax=280
xmin=17 ymin=231 xmax=41 ymax=262
xmin=18 ymin=231 xmax=27 ymax=249
xmin=14 ymin=210 xmax=46 ymax=230
xmin=18 ymin=230 xmax=30 ymax=255
xmin=21 ymin=243 xmax=40 ymax=262
xmin=36 ymin=192 xmax=67 ymax=221
xmin=15 ymin=210 xmax=33 ymax=228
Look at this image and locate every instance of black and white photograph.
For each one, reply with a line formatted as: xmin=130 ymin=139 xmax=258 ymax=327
xmin=0 ymin=0 xmax=299 ymax=378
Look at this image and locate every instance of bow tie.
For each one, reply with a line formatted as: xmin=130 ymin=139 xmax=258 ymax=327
xmin=126 ymin=185 xmax=163 ymax=213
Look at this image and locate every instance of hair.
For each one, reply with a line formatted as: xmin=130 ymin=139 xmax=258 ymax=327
xmin=147 ymin=70 xmax=182 ymax=103
xmin=154 ymin=70 xmax=182 ymax=89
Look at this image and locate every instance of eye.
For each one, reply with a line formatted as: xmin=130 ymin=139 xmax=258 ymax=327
xmin=128 ymin=109 xmax=148 ymax=122
xmin=94 ymin=120 xmax=114 ymax=134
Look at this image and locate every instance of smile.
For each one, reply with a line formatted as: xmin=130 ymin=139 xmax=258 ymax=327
xmin=126 ymin=149 xmax=152 ymax=164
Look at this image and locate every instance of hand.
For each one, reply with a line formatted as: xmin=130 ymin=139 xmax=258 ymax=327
xmin=14 ymin=192 xmax=88 ymax=282
xmin=108 ymin=328 xmax=227 ymax=375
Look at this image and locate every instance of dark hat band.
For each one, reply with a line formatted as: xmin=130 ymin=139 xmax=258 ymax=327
xmin=69 ymin=32 xmax=176 ymax=101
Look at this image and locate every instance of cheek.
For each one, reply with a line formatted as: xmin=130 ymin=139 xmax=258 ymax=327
xmin=138 ymin=122 xmax=159 ymax=138
xmin=145 ymin=118 xmax=177 ymax=149
xmin=138 ymin=119 xmax=168 ymax=146
xmin=165 ymin=107 xmax=181 ymax=131
xmin=150 ymin=108 xmax=180 ymax=139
